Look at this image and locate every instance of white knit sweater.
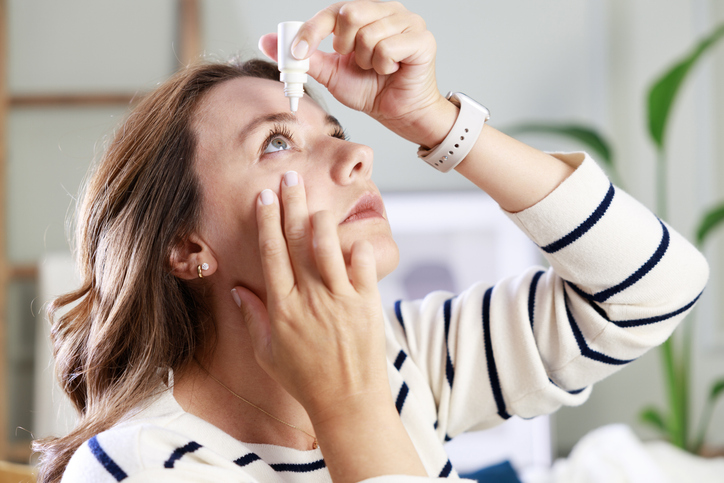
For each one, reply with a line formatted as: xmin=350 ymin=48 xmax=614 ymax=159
xmin=62 ymin=154 xmax=709 ymax=482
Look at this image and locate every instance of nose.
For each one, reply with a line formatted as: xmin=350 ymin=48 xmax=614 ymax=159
xmin=329 ymin=140 xmax=374 ymax=185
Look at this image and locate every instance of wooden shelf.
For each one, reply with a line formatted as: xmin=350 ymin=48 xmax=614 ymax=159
xmin=10 ymin=93 xmax=140 ymax=107
xmin=8 ymin=265 xmax=37 ymax=281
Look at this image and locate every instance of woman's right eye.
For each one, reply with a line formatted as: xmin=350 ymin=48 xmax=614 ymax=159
xmin=263 ymin=135 xmax=291 ymax=154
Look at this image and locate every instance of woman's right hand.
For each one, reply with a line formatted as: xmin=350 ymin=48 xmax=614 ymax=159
xmin=258 ymin=0 xmax=456 ymax=149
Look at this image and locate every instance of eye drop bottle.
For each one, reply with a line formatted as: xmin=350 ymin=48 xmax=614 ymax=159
xmin=277 ymin=21 xmax=309 ymax=113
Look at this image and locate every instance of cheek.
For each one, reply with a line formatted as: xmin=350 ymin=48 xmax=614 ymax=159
xmin=200 ymin=193 xmax=267 ymax=288
xmin=339 ymin=226 xmax=399 ymax=281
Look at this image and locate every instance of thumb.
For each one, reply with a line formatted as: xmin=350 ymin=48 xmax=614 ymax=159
xmin=258 ymin=33 xmax=278 ymax=62
xmin=231 ymin=287 xmax=272 ymax=364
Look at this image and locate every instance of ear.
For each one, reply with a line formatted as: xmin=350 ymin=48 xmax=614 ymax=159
xmin=169 ymin=233 xmax=218 ymax=281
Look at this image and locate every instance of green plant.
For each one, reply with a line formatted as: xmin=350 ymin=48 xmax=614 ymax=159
xmin=507 ymin=22 xmax=724 ymax=454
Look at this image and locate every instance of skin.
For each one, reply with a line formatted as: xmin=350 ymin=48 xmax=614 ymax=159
xmin=190 ymin=77 xmax=400 ymax=300
xmin=171 ymin=1 xmax=576 ymax=482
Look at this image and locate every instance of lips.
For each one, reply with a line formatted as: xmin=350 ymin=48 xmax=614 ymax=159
xmin=341 ymin=193 xmax=385 ymax=224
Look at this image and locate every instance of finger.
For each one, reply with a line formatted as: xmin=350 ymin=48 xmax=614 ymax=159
xmin=312 ymin=210 xmax=349 ymax=293
xmin=256 ymin=188 xmax=295 ymax=299
xmin=333 ymin=1 xmax=403 ymax=55
xmin=348 ymin=239 xmax=378 ymax=294
xmin=371 ymin=30 xmax=436 ymax=75
xmin=292 ymin=1 xmax=401 ymax=59
xmin=289 ymin=2 xmax=343 ymax=60
xmin=351 ymin=9 xmax=426 ymax=70
xmin=232 ymin=286 xmax=273 ymax=368
xmin=258 ymin=33 xmax=278 ymax=61
xmin=280 ymin=171 xmax=317 ymax=285
xmin=352 ymin=13 xmax=404 ymax=71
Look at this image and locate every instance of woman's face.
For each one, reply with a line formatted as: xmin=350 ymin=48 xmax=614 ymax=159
xmin=192 ymin=76 xmax=399 ymax=298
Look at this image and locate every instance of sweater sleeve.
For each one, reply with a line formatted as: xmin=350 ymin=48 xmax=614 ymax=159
xmin=386 ymin=153 xmax=709 ymax=440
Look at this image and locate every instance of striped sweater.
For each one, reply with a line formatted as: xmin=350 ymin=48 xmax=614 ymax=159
xmin=62 ymin=153 xmax=709 ymax=482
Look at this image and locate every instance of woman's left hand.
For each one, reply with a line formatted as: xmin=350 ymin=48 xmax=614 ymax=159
xmin=258 ymin=0 xmax=450 ymax=147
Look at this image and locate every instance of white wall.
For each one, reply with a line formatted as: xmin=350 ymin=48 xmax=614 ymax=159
xmin=7 ymin=0 xmax=724 ymax=457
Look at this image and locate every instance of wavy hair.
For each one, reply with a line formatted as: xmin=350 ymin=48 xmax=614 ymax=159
xmin=32 ymin=59 xmax=290 ymax=483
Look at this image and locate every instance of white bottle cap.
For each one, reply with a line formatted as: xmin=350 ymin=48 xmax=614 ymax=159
xmin=277 ymin=21 xmax=310 ymax=113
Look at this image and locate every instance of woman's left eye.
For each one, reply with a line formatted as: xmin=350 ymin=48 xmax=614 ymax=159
xmin=263 ymin=136 xmax=291 ymax=154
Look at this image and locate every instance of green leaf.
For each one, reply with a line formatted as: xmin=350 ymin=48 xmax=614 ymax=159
xmin=696 ymin=202 xmax=724 ymax=247
xmin=640 ymin=406 xmax=668 ymax=435
xmin=709 ymin=378 xmax=724 ymax=403
xmin=692 ymin=378 xmax=724 ymax=453
xmin=507 ymin=123 xmax=614 ymax=170
xmin=648 ymin=23 xmax=724 ymax=150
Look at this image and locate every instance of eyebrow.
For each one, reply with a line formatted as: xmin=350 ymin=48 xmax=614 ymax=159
xmin=240 ymin=111 xmax=344 ymax=144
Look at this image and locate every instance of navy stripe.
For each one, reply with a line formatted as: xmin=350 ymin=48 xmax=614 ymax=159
xmin=88 ymin=436 xmax=128 ymax=481
xmin=433 ymin=420 xmax=438 ymax=430
xmin=164 ymin=441 xmax=201 ymax=469
xmin=569 ymin=220 xmax=670 ymax=303
xmin=565 ymin=294 xmax=634 ymax=365
xmin=528 ymin=270 xmax=545 ymax=330
xmin=393 ymin=350 xmax=407 ymax=370
xmin=549 ymin=378 xmax=587 ymax=395
xmin=542 ymin=183 xmax=615 ymax=253
xmin=443 ymin=298 xmax=455 ymax=387
xmin=270 ymin=459 xmax=326 ymax=473
xmin=234 ymin=452 xmax=262 ymax=467
xmin=611 ymin=292 xmax=702 ymax=328
xmin=439 ymin=459 xmax=453 ymax=477
xmin=569 ymin=281 xmax=702 ymax=328
xmin=482 ymin=287 xmax=511 ymax=420
xmin=394 ymin=300 xmax=406 ymax=335
xmin=592 ymin=219 xmax=670 ymax=302
xmin=395 ymin=382 xmax=409 ymax=414
xmin=444 ymin=434 xmax=452 ymax=442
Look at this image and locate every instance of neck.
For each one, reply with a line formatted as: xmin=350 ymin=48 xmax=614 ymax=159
xmin=172 ymin=289 xmax=316 ymax=451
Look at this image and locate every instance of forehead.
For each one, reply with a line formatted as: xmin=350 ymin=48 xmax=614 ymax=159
xmin=193 ymin=76 xmax=328 ymax=133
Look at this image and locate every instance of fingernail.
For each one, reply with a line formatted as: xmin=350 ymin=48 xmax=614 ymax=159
xmin=231 ymin=288 xmax=242 ymax=307
xmin=292 ymin=40 xmax=309 ymax=60
xmin=260 ymin=189 xmax=274 ymax=205
xmin=284 ymin=170 xmax=298 ymax=187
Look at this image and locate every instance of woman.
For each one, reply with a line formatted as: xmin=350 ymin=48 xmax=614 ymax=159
xmin=34 ymin=1 xmax=708 ymax=482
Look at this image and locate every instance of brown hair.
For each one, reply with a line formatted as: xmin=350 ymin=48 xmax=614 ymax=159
xmin=32 ymin=59 xmax=290 ymax=483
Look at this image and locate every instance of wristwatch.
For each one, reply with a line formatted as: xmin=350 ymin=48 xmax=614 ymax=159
xmin=417 ymin=92 xmax=490 ymax=173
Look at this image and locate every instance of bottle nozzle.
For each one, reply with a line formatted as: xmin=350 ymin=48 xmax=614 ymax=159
xmin=289 ymin=96 xmax=299 ymax=113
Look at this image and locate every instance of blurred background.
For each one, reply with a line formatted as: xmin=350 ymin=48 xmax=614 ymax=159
xmin=1 ymin=0 xmax=723 ymax=474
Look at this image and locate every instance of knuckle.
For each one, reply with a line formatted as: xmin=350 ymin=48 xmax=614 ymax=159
xmin=411 ymin=13 xmax=426 ymax=30
xmin=376 ymin=40 xmax=393 ymax=58
xmin=284 ymin=223 xmax=307 ymax=242
xmin=258 ymin=206 xmax=279 ymax=224
xmin=283 ymin=188 xmax=305 ymax=204
xmin=314 ymin=237 xmax=338 ymax=258
xmin=260 ymin=237 xmax=286 ymax=259
xmin=275 ymin=303 xmax=296 ymax=322
xmin=338 ymin=3 xmax=363 ymax=27
xmin=355 ymin=26 xmax=376 ymax=50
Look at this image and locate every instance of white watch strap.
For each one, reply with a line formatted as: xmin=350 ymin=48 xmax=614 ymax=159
xmin=417 ymin=92 xmax=490 ymax=173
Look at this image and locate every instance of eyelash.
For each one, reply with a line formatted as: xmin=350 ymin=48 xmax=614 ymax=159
xmin=260 ymin=123 xmax=349 ymax=155
xmin=261 ymin=124 xmax=294 ymax=153
xmin=331 ymin=126 xmax=348 ymax=141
